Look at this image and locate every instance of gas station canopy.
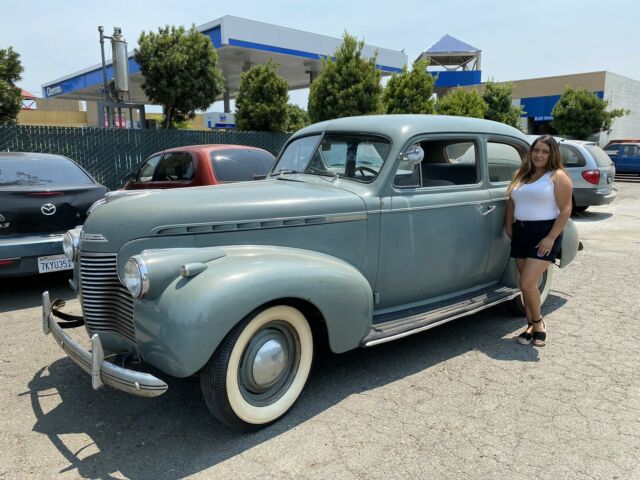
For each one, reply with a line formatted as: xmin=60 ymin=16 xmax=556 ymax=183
xmin=41 ymin=15 xmax=407 ymax=105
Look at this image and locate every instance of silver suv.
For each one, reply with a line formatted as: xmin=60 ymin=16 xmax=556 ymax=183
xmin=527 ymin=136 xmax=617 ymax=213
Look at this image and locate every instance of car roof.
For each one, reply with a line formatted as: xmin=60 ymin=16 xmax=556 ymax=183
xmin=157 ymin=144 xmax=273 ymax=155
xmin=0 ymin=151 xmax=71 ymax=160
xmin=294 ymin=114 xmax=527 ymax=142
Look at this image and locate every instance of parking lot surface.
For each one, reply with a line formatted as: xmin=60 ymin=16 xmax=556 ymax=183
xmin=1 ymin=181 xmax=639 ymax=480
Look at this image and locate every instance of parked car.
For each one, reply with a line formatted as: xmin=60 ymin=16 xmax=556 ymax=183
xmin=603 ymin=142 xmax=640 ymax=175
xmin=526 ymin=136 xmax=617 ymax=213
xmin=122 ymin=144 xmax=276 ymax=190
xmin=0 ymin=152 xmax=107 ymax=277
xmin=43 ymin=115 xmax=581 ymax=431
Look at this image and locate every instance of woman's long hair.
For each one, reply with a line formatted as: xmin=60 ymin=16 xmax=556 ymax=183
xmin=508 ymin=135 xmax=564 ymax=195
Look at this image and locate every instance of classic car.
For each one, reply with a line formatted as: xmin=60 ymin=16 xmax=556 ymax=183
xmin=42 ymin=115 xmax=580 ymax=431
xmin=122 ymin=144 xmax=276 ymax=190
xmin=0 ymin=152 xmax=107 ymax=277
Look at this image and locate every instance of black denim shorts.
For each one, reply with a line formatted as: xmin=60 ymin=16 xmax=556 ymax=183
xmin=510 ymin=219 xmax=563 ymax=263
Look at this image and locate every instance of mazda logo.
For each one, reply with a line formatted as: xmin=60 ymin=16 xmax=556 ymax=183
xmin=41 ymin=203 xmax=56 ymax=216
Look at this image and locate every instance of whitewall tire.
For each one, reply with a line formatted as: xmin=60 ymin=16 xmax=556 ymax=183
xmin=200 ymin=305 xmax=313 ymax=431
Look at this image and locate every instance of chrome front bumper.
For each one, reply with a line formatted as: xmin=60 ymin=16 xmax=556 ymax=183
xmin=42 ymin=291 xmax=168 ymax=398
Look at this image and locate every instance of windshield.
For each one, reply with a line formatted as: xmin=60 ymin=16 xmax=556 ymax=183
xmin=272 ymin=133 xmax=391 ymax=183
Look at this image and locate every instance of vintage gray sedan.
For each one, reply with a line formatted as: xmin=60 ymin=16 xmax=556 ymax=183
xmin=42 ymin=115 xmax=580 ymax=431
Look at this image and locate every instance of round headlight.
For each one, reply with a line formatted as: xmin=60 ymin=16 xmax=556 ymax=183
xmin=123 ymin=256 xmax=149 ymax=298
xmin=63 ymin=229 xmax=79 ymax=261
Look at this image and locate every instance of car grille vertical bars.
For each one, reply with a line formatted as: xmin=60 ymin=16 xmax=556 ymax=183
xmin=79 ymin=253 xmax=136 ymax=344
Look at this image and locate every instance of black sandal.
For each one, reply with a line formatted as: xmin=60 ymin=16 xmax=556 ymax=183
xmin=516 ymin=321 xmax=534 ymax=345
xmin=532 ymin=317 xmax=546 ymax=347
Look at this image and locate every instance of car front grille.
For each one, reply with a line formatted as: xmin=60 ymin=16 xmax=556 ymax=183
xmin=79 ymin=252 xmax=136 ymax=344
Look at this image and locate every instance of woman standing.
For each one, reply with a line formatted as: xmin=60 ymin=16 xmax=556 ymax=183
xmin=506 ymin=136 xmax=573 ymax=347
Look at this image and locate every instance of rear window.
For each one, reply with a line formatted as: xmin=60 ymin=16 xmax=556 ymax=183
xmin=0 ymin=155 xmax=94 ymax=187
xmin=211 ymin=149 xmax=275 ymax=182
xmin=585 ymin=145 xmax=614 ymax=167
xmin=559 ymin=145 xmax=586 ymax=168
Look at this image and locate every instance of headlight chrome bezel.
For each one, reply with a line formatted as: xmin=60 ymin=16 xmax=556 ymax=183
xmin=123 ymin=256 xmax=150 ymax=299
xmin=63 ymin=229 xmax=80 ymax=261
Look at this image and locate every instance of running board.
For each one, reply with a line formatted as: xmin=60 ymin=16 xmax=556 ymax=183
xmin=362 ymin=285 xmax=520 ymax=347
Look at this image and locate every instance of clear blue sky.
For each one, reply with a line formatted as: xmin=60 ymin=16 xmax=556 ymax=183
xmin=2 ymin=0 xmax=638 ymax=111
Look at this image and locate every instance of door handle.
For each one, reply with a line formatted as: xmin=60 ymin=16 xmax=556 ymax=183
xmin=482 ymin=205 xmax=496 ymax=216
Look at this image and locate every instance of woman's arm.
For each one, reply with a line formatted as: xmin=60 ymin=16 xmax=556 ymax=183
xmin=505 ymin=197 xmax=515 ymax=239
xmin=536 ymin=170 xmax=573 ymax=254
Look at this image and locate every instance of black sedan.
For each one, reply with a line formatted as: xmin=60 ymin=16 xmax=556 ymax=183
xmin=0 ymin=152 xmax=107 ymax=277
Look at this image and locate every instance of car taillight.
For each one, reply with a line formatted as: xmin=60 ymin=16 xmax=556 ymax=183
xmin=581 ymin=170 xmax=600 ymax=185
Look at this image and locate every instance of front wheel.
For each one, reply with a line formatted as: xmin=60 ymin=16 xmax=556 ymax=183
xmin=200 ymin=305 xmax=314 ymax=431
xmin=509 ymin=263 xmax=554 ymax=316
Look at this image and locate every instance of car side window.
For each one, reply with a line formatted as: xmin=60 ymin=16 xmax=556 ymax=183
xmin=487 ymin=142 xmax=524 ymax=183
xmin=153 ymin=152 xmax=194 ymax=181
xmin=622 ymin=145 xmax=639 ymax=157
xmin=559 ymin=144 xmax=586 ymax=167
xmin=138 ymin=154 xmax=162 ymax=182
xmin=394 ymin=139 xmax=479 ymax=188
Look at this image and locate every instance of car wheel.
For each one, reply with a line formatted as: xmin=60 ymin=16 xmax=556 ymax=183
xmin=508 ymin=263 xmax=554 ymax=316
xmin=200 ymin=305 xmax=314 ymax=431
xmin=573 ymin=205 xmax=588 ymax=213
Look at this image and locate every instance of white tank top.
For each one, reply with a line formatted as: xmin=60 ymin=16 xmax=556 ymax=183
xmin=511 ymin=172 xmax=559 ymax=221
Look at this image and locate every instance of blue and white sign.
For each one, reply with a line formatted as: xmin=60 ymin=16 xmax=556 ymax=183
xmin=205 ymin=112 xmax=236 ymax=129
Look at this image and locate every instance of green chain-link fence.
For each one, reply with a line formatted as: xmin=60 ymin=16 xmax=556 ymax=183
xmin=0 ymin=125 xmax=292 ymax=190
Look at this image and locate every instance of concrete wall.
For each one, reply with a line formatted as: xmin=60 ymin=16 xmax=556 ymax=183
xmin=602 ymin=72 xmax=640 ymax=145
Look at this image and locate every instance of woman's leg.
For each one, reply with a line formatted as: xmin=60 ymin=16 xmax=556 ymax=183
xmin=518 ymin=258 xmax=551 ymax=332
xmin=515 ymin=258 xmax=532 ymax=325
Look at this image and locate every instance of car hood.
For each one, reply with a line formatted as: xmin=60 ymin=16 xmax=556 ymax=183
xmin=81 ymin=178 xmax=367 ymax=250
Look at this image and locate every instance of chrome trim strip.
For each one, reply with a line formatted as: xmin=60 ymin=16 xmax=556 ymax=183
xmin=364 ymin=292 xmax=521 ymax=347
xmin=82 ymin=233 xmax=109 ymax=242
xmin=43 ymin=292 xmax=167 ymax=397
xmin=151 ymin=211 xmax=367 ymax=235
xmin=379 ymin=200 xmax=489 ymax=214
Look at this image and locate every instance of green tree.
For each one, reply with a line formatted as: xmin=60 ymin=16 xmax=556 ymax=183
xmin=308 ymin=32 xmax=383 ymax=122
xmin=383 ymin=60 xmax=436 ymax=114
xmin=551 ymin=86 xmax=627 ymax=140
xmin=437 ymin=88 xmax=488 ymax=118
xmin=482 ymin=80 xmax=524 ymax=128
xmin=134 ymin=25 xmax=224 ymax=129
xmin=284 ymin=104 xmax=310 ymax=131
xmin=0 ymin=47 xmax=24 ymax=125
xmin=235 ymin=61 xmax=289 ymax=132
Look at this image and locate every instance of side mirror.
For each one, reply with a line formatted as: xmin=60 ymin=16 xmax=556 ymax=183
xmin=123 ymin=172 xmax=137 ymax=185
xmin=399 ymin=145 xmax=424 ymax=166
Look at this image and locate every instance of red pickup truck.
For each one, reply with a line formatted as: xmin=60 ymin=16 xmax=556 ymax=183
xmin=123 ymin=144 xmax=276 ymax=190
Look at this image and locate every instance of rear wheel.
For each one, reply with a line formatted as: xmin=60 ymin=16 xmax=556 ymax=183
xmin=200 ymin=305 xmax=314 ymax=431
xmin=509 ymin=264 xmax=554 ymax=316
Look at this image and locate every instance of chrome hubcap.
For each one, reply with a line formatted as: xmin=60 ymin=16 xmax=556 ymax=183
xmin=238 ymin=322 xmax=300 ymax=406
xmin=252 ymin=338 xmax=287 ymax=388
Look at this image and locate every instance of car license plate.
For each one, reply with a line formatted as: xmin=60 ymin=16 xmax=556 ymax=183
xmin=37 ymin=254 xmax=73 ymax=274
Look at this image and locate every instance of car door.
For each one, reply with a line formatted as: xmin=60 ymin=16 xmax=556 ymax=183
xmin=619 ymin=144 xmax=640 ymax=173
xmin=484 ymin=137 xmax=528 ymax=281
xmin=375 ymin=135 xmax=493 ymax=311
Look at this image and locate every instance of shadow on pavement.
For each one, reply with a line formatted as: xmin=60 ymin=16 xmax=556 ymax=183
xmin=26 ymin=298 xmax=567 ymax=479
xmin=0 ymin=272 xmax=75 ymax=314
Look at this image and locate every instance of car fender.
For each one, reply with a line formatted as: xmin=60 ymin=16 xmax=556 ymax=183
xmin=133 ymin=245 xmax=373 ymax=378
